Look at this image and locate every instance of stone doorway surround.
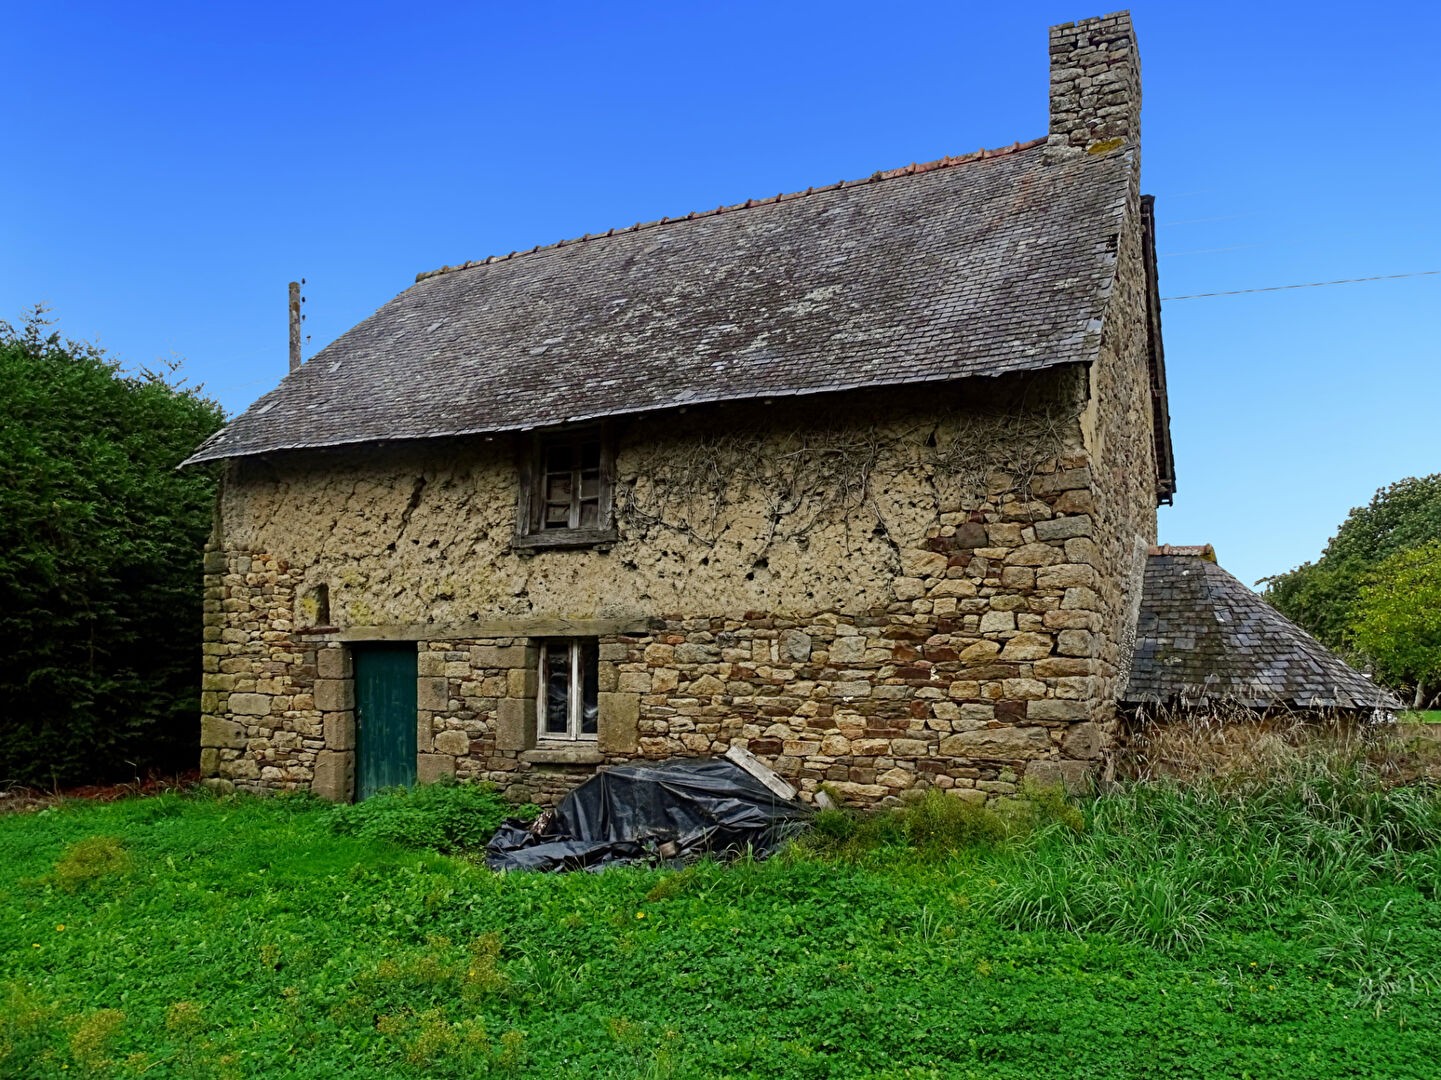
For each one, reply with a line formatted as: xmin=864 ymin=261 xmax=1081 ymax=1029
xmin=303 ymin=617 xmax=650 ymax=803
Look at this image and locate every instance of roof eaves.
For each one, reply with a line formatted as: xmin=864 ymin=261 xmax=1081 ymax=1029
xmin=180 ymin=358 xmax=1085 ymax=467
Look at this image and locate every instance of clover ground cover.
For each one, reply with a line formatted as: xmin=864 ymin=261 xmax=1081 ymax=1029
xmin=2 ymin=777 xmax=1439 ymax=1078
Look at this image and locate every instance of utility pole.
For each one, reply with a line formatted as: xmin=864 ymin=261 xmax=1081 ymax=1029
xmin=288 ymin=281 xmax=302 ymax=372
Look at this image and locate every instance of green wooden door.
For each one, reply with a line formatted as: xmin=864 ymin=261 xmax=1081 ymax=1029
xmin=354 ymin=644 xmax=418 ymax=800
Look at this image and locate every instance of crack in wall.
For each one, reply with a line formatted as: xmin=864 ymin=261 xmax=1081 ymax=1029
xmin=389 ymin=475 xmax=428 ymax=550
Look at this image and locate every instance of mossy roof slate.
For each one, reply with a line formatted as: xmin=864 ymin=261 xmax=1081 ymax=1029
xmin=185 ymin=141 xmax=1132 ymax=465
xmin=1124 ymin=551 xmax=1399 ymax=711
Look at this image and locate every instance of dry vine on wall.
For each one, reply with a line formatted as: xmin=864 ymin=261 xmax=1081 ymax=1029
xmin=923 ymin=406 xmax=1082 ymax=516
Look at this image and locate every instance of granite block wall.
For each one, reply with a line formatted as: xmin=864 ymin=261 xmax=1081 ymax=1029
xmin=200 ymin=367 xmax=1156 ymax=806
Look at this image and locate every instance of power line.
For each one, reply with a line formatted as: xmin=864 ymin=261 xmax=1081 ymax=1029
xmin=1163 ymin=270 xmax=1440 ymax=301
xmin=1159 ymin=243 xmax=1260 ymax=258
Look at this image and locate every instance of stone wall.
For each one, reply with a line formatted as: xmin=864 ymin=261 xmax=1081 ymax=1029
xmin=1040 ymin=7 xmax=1158 ymax=778
xmin=200 ymin=550 xmax=322 ymax=791
xmin=215 ymin=380 xmax=1092 ymax=624
xmin=1077 ymin=160 xmax=1161 ymax=767
xmin=1047 ymin=11 xmax=1141 ymax=154
xmin=200 ymin=355 xmax=1162 ymax=805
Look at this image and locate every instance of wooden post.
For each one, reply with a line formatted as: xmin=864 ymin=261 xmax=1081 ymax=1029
xmin=288 ymin=281 xmax=301 ymax=371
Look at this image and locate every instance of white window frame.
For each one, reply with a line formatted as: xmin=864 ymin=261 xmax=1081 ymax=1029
xmin=537 ymin=639 xmax=598 ymax=742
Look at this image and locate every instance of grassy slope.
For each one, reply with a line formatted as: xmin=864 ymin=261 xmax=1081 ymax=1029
xmin=2 ymin=791 xmax=1440 ymax=1079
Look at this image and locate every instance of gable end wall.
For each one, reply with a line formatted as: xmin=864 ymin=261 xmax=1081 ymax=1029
xmin=1074 ymin=159 xmax=1161 ymax=770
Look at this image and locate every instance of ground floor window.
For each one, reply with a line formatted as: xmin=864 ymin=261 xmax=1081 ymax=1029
xmin=538 ymin=638 xmax=598 ymax=740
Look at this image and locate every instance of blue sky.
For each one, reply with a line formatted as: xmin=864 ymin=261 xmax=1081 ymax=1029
xmin=5 ymin=1 xmax=1436 ymax=589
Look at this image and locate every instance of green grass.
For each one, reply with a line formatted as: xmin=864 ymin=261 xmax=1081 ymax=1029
xmin=328 ymin=775 xmax=537 ymax=852
xmin=1399 ymin=710 xmax=1441 ymax=725
xmin=3 ymin=770 xmax=1441 ymax=1078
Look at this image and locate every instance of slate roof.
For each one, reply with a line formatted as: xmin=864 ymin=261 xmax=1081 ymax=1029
xmin=1124 ymin=548 xmax=1399 ymax=711
xmin=185 ymin=140 xmax=1134 ymax=464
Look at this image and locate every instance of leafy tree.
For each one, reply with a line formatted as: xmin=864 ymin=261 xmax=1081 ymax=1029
xmin=0 ymin=309 xmax=225 ymax=787
xmin=1349 ymin=541 xmax=1441 ymax=710
xmin=1261 ymin=474 xmax=1441 ymax=651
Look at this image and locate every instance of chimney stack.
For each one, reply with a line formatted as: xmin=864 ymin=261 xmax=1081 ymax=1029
xmin=1047 ymin=11 xmax=1141 ymax=154
xmin=288 ymin=281 xmax=302 ymax=372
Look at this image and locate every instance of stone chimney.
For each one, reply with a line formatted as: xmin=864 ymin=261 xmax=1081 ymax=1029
xmin=1047 ymin=11 xmax=1141 ymax=154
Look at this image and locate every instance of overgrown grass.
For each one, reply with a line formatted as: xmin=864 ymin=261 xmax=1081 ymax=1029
xmin=986 ymin=769 xmax=1441 ymax=958
xmin=799 ymin=784 xmax=1082 ymax=861
xmin=328 ymin=777 xmax=536 ymax=854
xmin=3 ymin=757 xmax=1441 ymax=1077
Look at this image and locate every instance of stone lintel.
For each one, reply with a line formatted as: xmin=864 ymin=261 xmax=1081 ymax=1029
xmin=300 ymin=617 xmax=654 ymax=643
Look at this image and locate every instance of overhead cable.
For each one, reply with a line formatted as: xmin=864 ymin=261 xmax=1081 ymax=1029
xmin=1163 ymin=270 xmax=1439 ymax=301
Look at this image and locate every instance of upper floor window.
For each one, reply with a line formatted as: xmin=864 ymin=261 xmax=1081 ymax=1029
xmin=515 ymin=427 xmax=616 ymax=549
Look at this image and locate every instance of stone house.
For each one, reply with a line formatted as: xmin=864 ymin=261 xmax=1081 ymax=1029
xmin=187 ymin=11 xmax=1180 ymax=805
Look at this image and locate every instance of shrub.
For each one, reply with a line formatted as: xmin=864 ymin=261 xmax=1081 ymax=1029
xmin=329 ymin=779 xmax=535 ymax=853
xmin=0 ymin=309 xmax=224 ymax=787
xmin=808 ymin=805 xmax=862 ymax=846
xmin=899 ymin=789 xmax=1010 ymax=853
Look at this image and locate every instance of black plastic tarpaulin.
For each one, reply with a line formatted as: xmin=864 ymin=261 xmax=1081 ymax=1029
xmin=485 ymin=758 xmax=811 ymax=872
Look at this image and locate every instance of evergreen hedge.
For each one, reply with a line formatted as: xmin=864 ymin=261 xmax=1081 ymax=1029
xmin=0 ymin=310 xmax=225 ymax=787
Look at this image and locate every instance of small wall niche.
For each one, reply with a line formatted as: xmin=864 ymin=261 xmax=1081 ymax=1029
xmin=298 ymin=583 xmax=331 ymax=627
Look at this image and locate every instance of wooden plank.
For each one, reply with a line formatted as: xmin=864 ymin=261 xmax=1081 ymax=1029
xmin=511 ymin=527 xmax=619 ymax=551
xmin=724 ymin=744 xmax=798 ymax=802
xmin=513 ymin=431 xmax=536 ymax=541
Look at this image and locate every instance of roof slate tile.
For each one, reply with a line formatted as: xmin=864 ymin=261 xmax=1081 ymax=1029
xmin=186 ymin=142 xmax=1132 ymax=464
xmin=1124 ymin=552 xmax=1399 ymax=711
